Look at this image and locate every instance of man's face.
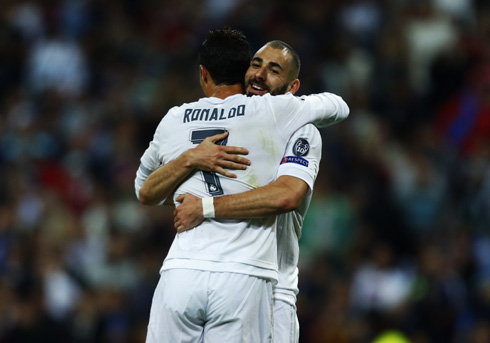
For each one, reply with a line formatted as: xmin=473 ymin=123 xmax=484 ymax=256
xmin=245 ymin=45 xmax=296 ymax=96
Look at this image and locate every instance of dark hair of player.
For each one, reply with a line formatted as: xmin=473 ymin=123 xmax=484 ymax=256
xmin=198 ymin=27 xmax=251 ymax=86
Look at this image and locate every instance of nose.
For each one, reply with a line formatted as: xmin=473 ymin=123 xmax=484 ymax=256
xmin=255 ymin=67 xmax=267 ymax=81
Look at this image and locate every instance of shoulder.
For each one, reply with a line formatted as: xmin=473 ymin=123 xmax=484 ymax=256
xmin=286 ymin=125 xmax=322 ymax=159
xmin=263 ymin=92 xmax=296 ymax=102
xmin=290 ymin=124 xmax=321 ymax=140
xmin=249 ymin=92 xmax=296 ymax=103
xmin=258 ymin=93 xmax=303 ymax=113
xmin=162 ymin=99 xmax=202 ymax=118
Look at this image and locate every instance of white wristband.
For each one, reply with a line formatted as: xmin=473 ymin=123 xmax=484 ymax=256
xmin=202 ymin=197 xmax=215 ymax=218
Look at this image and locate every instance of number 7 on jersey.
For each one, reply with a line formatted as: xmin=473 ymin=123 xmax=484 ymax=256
xmin=190 ymin=128 xmax=228 ymax=196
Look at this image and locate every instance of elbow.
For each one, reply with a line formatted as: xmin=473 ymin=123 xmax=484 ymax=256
xmin=339 ymin=99 xmax=350 ymax=120
xmin=276 ymin=194 xmax=302 ymax=213
xmin=331 ymin=94 xmax=349 ymax=121
xmin=272 ymin=178 xmax=308 ymax=213
xmin=138 ymin=187 xmax=156 ymax=206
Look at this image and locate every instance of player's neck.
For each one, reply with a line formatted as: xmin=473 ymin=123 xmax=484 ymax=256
xmin=208 ymin=83 xmax=244 ymax=99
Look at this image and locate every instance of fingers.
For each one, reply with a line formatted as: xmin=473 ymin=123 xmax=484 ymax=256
xmin=211 ymin=158 xmax=250 ymax=176
xmin=222 ymin=146 xmax=249 ymax=156
xmin=175 ymin=223 xmax=186 ymax=233
xmin=205 ymin=133 xmax=249 ymax=156
xmin=207 ymin=132 xmax=229 ymax=143
xmin=214 ymin=167 xmax=237 ymax=178
xmin=175 ymin=194 xmax=184 ymax=203
xmin=174 ymin=210 xmax=183 ymax=231
xmin=174 ymin=216 xmax=192 ymax=233
xmin=204 ymin=150 xmax=250 ymax=173
xmin=177 ymin=225 xmax=188 ymax=233
xmin=199 ymin=133 xmax=250 ymax=174
xmin=216 ymin=150 xmax=250 ymax=167
xmin=228 ymin=155 xmax=251 ymax=167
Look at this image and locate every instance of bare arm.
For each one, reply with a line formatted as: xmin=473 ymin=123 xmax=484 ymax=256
xmin=173 ymin=175 xmax=308 ymax=232
xmin=138 ymin=132 xmax=250 ymax=206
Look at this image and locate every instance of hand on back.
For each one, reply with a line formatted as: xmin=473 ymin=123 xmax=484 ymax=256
xmin=186 ymin=132 xmax=250 ymax=178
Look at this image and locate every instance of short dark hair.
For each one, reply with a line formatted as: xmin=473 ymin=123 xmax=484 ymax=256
xmin=198 ymin=27 xmax=251 ymax=86
xmin=265 ymin=40 xmax=301 ymax=80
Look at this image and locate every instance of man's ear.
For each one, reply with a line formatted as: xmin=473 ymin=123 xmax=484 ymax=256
xmin=287 ymin=79 xmax=300 ymax=95
xmin=200 ymin=65 xmax=209 ymax=83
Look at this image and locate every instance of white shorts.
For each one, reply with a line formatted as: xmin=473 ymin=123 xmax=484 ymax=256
xmin=273 ymin=299 xmax=299 ymax=343
xmin=146 ymin=269 xmax=273 ymax=343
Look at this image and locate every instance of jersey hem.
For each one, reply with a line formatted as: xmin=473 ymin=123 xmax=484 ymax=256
xmin=161 ymin=258 xmax=278 ymax=284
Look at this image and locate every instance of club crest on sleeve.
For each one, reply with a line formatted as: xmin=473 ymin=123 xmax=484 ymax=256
xmin=293 ymin=138 xmax=310 ymax=156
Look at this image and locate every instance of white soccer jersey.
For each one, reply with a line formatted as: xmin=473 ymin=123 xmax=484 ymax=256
xmin=136 ymin=92 xmax=348 ymax=282
xmin=274 ymin=124 xmax=321 ymax=306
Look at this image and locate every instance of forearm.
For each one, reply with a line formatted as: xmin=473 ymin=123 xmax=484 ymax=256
xmin=213 ymin=176 xmax=307 ymax=218
xmin=139 ymin=152 xmax=194 ymax=205
xmin=214 ymin=187 xmax=288 ymax=217
xmin=174 ymin=176 xmax=308 ymax=232
xmin=138 ymin=132 xmax=250 ymax=206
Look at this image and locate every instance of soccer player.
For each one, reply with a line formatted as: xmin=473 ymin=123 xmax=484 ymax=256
xmin=173 ymin=41 xmax=321 ymax=343
xmin=135 ymin=28 xmax=349 ymax=342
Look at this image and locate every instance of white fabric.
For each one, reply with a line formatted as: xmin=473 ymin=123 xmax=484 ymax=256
xmin=273 ymin=299 xmax=299 ymax=343
xmin=274 ymin=124 xmax=322 ymax=306
xmin=146 ymin=269 xmax=273 ymax=343
xmin=271 ymin=125 xmax=321 ymax=342
xmin=135 ymin=92 xmax=347 ymax=282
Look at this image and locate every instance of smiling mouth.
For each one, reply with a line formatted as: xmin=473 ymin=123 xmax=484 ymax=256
xmin=249 ymin=83 xmax=268 ymax=93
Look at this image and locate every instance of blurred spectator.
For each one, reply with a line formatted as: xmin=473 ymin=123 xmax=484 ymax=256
xmin=25 ymin=22 xmax=88 ymax=98
xmin=349 ymin=241 xmax=413 ymax=314
xmin=404 ymin=2 xmax=459 ymax=94
xmin=7 ymin=1 xmax=45 ymax=43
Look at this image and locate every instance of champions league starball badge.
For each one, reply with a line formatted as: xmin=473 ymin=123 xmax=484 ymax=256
xmin=293 ymin=138 xmax=309 ymax=156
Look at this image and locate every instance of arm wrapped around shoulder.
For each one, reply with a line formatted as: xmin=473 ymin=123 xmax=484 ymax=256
xmin=305 ymin=92 xmax=350 ymax=128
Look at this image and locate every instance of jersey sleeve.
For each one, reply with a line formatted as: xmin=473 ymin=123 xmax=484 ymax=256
xmin=134 ymin=122 xmax=165 ymax=204
xmin=301 ymin=92 xmax=350 ymax=128
xmin=269 ymin=92 xmax=349 ymax=137
xmin=276 ymin=124 xmax=322 ymax=190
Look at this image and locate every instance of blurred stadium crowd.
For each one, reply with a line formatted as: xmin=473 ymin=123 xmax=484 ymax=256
xmin=1 ymin=0 xmax=490 ymax=342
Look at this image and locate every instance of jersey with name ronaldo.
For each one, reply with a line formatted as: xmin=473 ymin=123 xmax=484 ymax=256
xmin=141 ymin=92 xmax=348 ymax=281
